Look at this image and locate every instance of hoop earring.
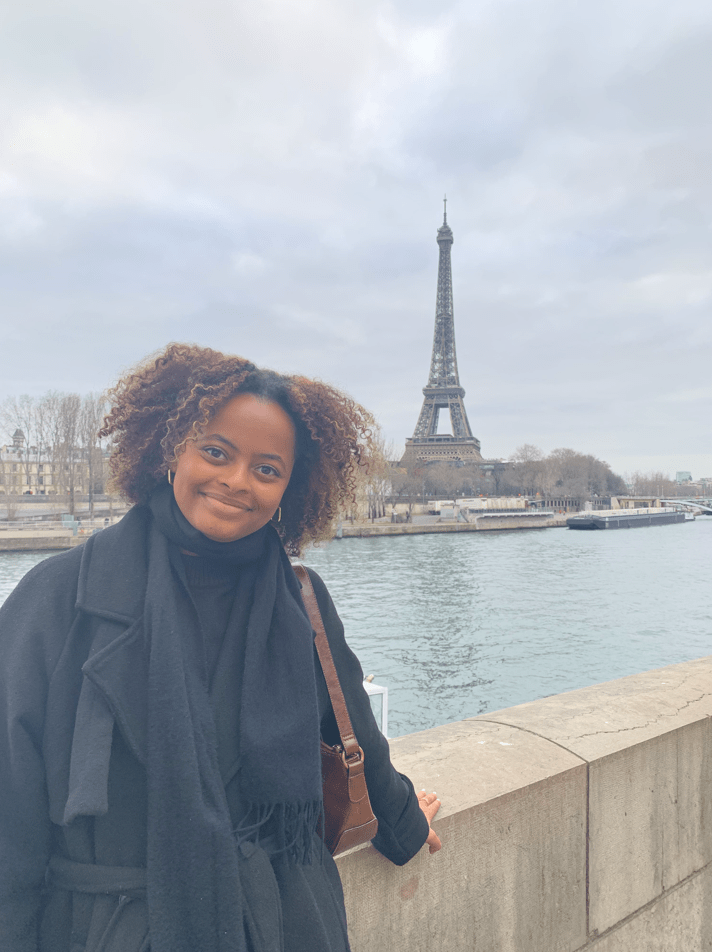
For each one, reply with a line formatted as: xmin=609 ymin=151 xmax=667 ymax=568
xmin=274 ymin=507 xmax=281 ymax=523
xmin=167 ymin=469 xmax=173 ymax=486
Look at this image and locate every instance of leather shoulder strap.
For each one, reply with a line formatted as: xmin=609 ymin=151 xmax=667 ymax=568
xmin=293 ymin=564 xmax=360 ymax=760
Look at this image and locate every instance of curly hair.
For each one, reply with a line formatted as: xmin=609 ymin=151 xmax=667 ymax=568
xmin=100 ymin=343 xmax=376 ymax=554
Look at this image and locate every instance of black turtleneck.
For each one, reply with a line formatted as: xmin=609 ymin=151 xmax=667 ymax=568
xmin=181 ymin=554 xmax=239 ymax=683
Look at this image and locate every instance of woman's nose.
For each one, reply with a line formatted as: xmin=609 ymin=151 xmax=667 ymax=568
xmin=221 ymin=460 xmax=251 ymax=491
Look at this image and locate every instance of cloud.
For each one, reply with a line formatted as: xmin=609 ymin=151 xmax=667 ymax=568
xmin=0 ymin=0 xmax=711 ymax=478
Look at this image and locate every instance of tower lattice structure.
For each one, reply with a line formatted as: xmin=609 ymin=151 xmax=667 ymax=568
xmin=400 ymin=204 xmax=482 ymax=468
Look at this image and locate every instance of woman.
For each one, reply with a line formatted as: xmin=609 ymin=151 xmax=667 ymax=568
xmin=0 ymin=344 xmax=440 ymax=952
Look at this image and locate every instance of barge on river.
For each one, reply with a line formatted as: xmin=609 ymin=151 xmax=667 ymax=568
xmin=567 ymin=507 xmax=687 ymax=530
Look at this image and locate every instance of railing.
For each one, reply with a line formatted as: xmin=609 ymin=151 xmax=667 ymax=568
xmin=0 ymin=525 xmax=72 ymax=533
xmin=661 ymin=499 xmax=712 ymax=514
xmin=0 ymin=520 xmax=113 ymax=531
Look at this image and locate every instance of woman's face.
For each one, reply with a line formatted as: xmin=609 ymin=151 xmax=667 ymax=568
xmin=171 ymin=393 xmax=296 ymax=543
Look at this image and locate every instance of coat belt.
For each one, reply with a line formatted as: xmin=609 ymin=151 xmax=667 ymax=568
xmin=47 ymin=855 xmax=146 ymax=897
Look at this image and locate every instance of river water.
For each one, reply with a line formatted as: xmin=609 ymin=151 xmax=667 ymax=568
xmin=2 ymin=519 xmax=710 ymax=737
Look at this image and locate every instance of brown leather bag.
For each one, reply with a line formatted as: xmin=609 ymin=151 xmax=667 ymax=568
xmin=294 ymin=565 xmax=378 ymax=856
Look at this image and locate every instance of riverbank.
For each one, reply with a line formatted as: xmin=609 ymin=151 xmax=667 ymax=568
xmin=0 ymin=512 xmax=129 ymax=552
xmin=0 ymin=531 xmax=86 ymax=552
xmin=0 ymin=511 xmax=570 ymax=550
xmin=338 ymin=511 xmax=568 ymax=537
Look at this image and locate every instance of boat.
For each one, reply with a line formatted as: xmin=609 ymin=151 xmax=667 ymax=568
xmin=567 ymin=507 xmax=687 ymax=530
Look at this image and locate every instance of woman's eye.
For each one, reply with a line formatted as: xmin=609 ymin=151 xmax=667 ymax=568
xmin=204 ymin=446 xmax=226 ymax=460
xmin=257 ymin=464 xmax=279 ymax=477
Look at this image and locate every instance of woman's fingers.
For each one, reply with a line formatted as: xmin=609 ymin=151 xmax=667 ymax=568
xmin=417 ymin=789 xmax=438 ymax=804
xmin=418 ymin=790 xmax=443 ymax=854
xmin=426 ymin=828 xmax=442 ymax=854
xmin=417 ymin=789 xmax=442 ymax=826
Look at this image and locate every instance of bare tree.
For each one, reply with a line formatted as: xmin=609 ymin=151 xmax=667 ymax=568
xmin=390 ymin=467 xmax=423 ymax=517
xmin=365 ymin=430 xmax=392 ymax=521
xmin=421 ymin=462 xmax=462 ymax=499
xmin=36 ymin=392 xmax=62 ymax=495
xmin=540 ymin=448 xmax=626 ymax=498
xmin=545 ymin=448 xmax=589 ymax=497
xmin=508 ymin=444 xmax=545 ymax=496
xmin=626 ymin=471 xmax=679 ymax=498
xmin=345 ymin=427 xmax=391 ymax=523
xmin=79 ymin=393 xmax=107 ymax=519
xmin=501 ymin=445 xmax=626 ymax=499
xmin=60 ymin=394 xmax=81 ymax=513
xmin=38 ymin=392 xmax=82 ymax=512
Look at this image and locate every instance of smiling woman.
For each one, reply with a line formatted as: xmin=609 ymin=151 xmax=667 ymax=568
xmin=170 ymin=394 xmax=296 ymax=543
xmin=99 ymin=344 xmax=374 ymax=556
xmin=0 ymin=342 xmax=440 ymax=952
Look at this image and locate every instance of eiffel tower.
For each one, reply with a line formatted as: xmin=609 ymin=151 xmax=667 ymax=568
xmin=400 ymin=202 xmax=482 ymax=468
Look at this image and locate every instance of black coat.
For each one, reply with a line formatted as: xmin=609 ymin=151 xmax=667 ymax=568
xmin=0 ymin=509 xmax=428 ymax=952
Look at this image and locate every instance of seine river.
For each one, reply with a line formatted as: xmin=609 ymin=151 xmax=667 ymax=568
xmin=1 ymin=519 xmax=710 ymax=737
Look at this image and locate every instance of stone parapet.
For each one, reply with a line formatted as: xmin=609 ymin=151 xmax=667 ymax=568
xmin=336 ymin=655 xmax=712 ymax=951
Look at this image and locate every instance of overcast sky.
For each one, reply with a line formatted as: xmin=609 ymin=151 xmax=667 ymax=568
xmin=2 ymin=0 xmax=711 ymax=479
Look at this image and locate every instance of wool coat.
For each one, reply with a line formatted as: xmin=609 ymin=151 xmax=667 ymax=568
xmin=0 ymin=508 xmax=429 ymax=952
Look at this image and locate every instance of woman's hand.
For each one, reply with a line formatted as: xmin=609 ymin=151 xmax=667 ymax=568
xmin=418 ymin=790 xmax=442 ymax=854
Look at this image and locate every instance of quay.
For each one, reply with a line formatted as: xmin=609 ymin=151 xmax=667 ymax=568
xmin=338 ymin=511 xmax=568 ymax=538
xmin=338 ymin=655 xmax=712 ymax=951
xmin=0 ymin=507 xmax=569 ymax=551
xmin=0 ymin=501 xmax=131 ymax=552
xmin=0 ymin=528 xmax=88 ymax=551
xmin=6 ymin=495 xmax=706 ymax=550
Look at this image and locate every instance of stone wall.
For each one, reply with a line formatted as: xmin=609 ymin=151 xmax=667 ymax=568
xmin=336 ymin=656 xmax=712 ymax=951
xmin=339 ymin=513 xmax=568 ymax=538
xmin=0 ymin=531 xmax=80 ymax=551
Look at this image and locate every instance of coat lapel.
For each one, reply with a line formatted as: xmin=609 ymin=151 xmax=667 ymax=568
xmin=63 ymin=509 xmax=151 ymax=822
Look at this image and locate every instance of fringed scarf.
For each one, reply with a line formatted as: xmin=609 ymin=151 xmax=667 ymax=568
xmin=145 ymin=482 xmax=322 ymax=952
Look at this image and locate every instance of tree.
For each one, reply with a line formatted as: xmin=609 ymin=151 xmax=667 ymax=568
xmin=504 ymin=445 xmax=545 ymax=496
xmin=340 ymin=427 xmax=391 ymax=523
xmin=501 ymin=445 xmax=626 ymax=500
xmin=38 ymin=392 xmax=82 ymax=511
xmin=390 ymin=467 xmax=423 ymax=516
xmin=546 ymin=448 xmax=589 ymax=497
xmin=627 ymin=471 xmax=679 ymax=497
xmin=79 ymin=394 xmax=107 ymax=518
xmin=60 ymin=393 xmax=82 ymax=512
xmin=363 ymin=430 xmax=392 ymax=521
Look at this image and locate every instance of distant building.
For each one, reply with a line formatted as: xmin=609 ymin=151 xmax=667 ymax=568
xmin=0 ymin=439 xmax=108 ymax=496
xmin=0 ymin=442 xmax=54 ymax=494
xmin=675 ymin=471 xmax=692 ymax=484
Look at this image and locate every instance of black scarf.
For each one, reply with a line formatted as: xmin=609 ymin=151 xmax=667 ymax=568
xmin=145 ymin=482 xmax=322 ymax=952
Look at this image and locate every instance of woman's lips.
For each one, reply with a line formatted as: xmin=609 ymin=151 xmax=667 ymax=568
xmin=201 ymin=491 xmax=253 ymax=511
